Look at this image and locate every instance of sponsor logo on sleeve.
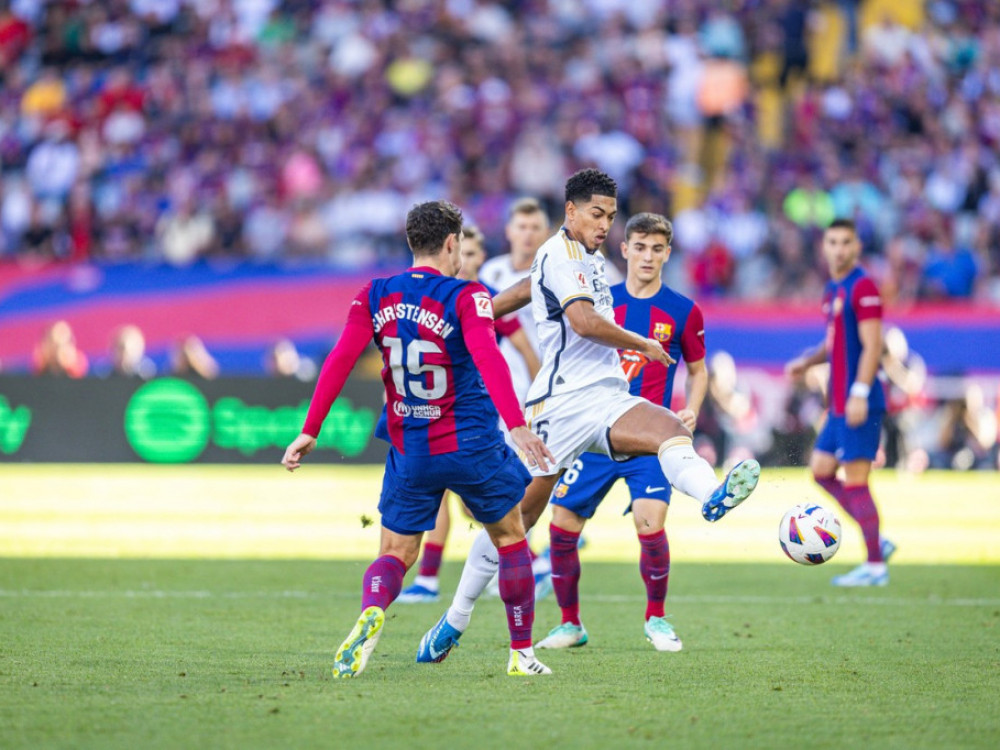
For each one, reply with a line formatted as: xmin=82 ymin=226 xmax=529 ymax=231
xmin=472 ymin=291 xmax=494 ymax=318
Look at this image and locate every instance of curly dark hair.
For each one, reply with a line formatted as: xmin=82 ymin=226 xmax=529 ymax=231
xmin=405 ymin=201 xmax=464 ymax=256
xmin=625 ymin=213 xmax=673 ymax=244
xmin=565 ymin=168 xmax=618 ymax=205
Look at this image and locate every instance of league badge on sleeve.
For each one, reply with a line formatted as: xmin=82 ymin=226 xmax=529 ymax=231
xmin=472 ymin=292 xmax=494 ymax=318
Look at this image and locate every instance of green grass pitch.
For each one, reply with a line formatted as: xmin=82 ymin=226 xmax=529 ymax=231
xmin=1 ymin=465 xmax=998 ymax=748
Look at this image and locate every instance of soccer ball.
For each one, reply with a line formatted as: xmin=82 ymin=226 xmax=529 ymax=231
xmin=778 ymin=503 xmax=842 ymax=565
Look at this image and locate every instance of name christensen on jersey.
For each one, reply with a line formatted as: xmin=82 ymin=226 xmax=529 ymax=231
xmin=525 ymin=227 xmax=626 ymax=406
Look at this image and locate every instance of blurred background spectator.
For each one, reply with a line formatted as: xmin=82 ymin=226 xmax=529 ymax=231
xmin=170 ymin=334 xmax=218 ymax=379
xmin=103 ymin=323 xmax=156 ymax=379
xmin=31 ymin=319 xmax=89 ymax=377
xmin=0 ymin=0 xmax=997 ymax=301
xmin=0 ymin=0 xmax=998 ymax=470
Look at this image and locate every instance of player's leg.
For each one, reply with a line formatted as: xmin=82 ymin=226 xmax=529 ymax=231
xmin=621 ymin=456 xmax=681 ymax=651
xmin=398 ymin=492 xmax=451 ymax=603
xmin=417 ymin=444 xmax=550 ymax=674
xmin=536 ymin=505 xmax=590 ymax=649
xmin=440 ymin=474 xmax=560 ymax=633
xmin=333 ymin=526 xmax=422 ymax=678
xmin=536 ymin=455 xmax=615 ymax=649
xmin=481 ymin=506 xmax=550 ymax=675
xmin=828 ymin=413 xmax=892 ymax=586
xmin=608 ymin=400 xmax=760 ymax=521
xmin=631 ymin=498 xmax=681 ymax=651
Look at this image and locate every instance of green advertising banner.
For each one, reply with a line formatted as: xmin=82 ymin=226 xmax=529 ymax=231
xmin=0 ymin=375 xmax=385 ymax=464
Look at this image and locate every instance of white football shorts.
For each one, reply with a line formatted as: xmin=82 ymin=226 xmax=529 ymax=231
xmin=523 ymin=379 xmax=647 ymax=477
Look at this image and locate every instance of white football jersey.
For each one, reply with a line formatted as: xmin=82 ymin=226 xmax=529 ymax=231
xmin=525 ymin=228 xmax=626 ymax=406
xmin=479 ymin=254 xmax=539 ymax=402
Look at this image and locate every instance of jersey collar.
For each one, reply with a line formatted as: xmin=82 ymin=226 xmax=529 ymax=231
xmin=407 ymin=265 xmax=443 ymax=276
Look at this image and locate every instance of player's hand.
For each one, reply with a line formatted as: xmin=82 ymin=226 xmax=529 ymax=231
xmin=640 ymin=338 xmax=675 ymax=366
xmin=282 ymin=433 xmax=317 ymax=472
xmin=845 ymin=396 xmax=868 ymax=427
xmin=785 ymin=357 xmax=808 ymax=381
xmin=510 ymin=425 xmax=555 ymax=473
xmin=676 ymin=408 xmax=698 ymax=432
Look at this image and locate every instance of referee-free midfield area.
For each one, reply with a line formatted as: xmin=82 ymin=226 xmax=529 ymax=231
xmin=1 ymin=559 xmax=997 ymax=750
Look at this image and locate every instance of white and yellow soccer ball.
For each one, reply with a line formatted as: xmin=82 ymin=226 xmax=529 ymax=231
xmin=779 ymin=503 xmax=842 ymax=565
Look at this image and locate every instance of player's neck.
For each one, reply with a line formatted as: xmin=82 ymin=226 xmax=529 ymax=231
xmin=626 ymin=275 xmax=661 ymax=299
xmin=411 ymin=254 xmax=455 ymax=277
xmin=510 ymin=252 xmax=533 ymax=272
xmin=562 ymin=225 xmax=596 ymax=254
xmin=830 ymin=264 xmax=857 ymax=283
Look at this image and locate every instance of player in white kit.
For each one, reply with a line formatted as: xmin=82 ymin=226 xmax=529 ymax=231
xmin=417 ymin=170 xmax=761 ymax=665
xmin=479 ymin=198 xmax=550 ymax=403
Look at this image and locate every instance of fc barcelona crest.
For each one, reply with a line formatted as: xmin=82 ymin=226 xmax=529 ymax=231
xmin=652 ymin=322 xmax=673 ymax=342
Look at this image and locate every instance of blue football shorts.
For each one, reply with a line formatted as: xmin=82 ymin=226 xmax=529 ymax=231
xmin=814 ymin=412 xmax=883 ymax=463
xmin=378 ymin=442 xmax=531 ymax=535
xmin=550 ymin=453 xmax=671 ymax=519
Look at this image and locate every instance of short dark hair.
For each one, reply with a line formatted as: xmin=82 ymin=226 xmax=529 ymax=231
xmin=826 ymin=218 xmax=856 ymax=233
xmin=565 ymin=169 xmax=617 ymax=205
xmin=462 ymin=224 xmax=484 ymax=244
xmin=508 ymin=197 xmax=546 ymax=221
xmin=405 ymin=201 xmax=464 ymax=255
xmin=625 ymin=213 xmax=673 ymax=244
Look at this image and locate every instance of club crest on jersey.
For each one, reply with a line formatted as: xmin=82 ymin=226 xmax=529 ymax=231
xmin=575 ymin=271 xmax=590 ymax=291
xmin=472 ymin=291 xmax=493 ymax=319
xmin=554 ymin=484 xmax=569 ymax=498
xmin=652 ymin=322 xmax=673 ymax=342
xmin=832 ymin=297 xmax=844 ymax=316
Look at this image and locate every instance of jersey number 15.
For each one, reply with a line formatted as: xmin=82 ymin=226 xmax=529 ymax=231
xmin=385 ymin=336 xmax=447 ymax=400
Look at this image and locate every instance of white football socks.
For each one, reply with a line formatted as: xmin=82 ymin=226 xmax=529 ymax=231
xmin=657 ymin=436 xmax=719 ymax=503
xmin=445 ymin=529 xmax=499 ymax=632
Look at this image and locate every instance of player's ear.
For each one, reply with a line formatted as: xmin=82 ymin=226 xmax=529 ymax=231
xmin=565 ymin=200 xmax=576 ymax=220
xmin=620 ymin=241 xmax=628 ymax=259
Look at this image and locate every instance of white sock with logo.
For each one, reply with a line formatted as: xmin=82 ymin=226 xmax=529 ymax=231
xmin=657 ymin=436 xmax=719 ymax=504
xmin=446 ymin=529 xmax=499 ymax=632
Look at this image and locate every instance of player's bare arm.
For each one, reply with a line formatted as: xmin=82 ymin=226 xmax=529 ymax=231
xmin=678 ymin=357 xmax=708 ymax=432
xmin=785 ymin=342 xmax=828 ymax=380
xmin=508 ymin=327 xmax=541 ymax=380
xmin=492 ymin=277 xmax=532 ymax=317
xmin=847 ymin=317 xmax=882 ymax=427
xmin=564 ymin=299 xmax=676 ymax=366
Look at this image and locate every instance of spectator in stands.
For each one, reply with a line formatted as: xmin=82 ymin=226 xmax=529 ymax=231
xmin=106 ymin=324 xmax=155 ymax=380
xmin=32 ymin=320 xmax=89 ymax=377
xmin=265 ymin=338 xmax=316 ymax=382
xmin=0 ymin=0 xmax=997 ymax=303
xmin=929 ymin=383 xmax=998 ymax=470
xmin=170 ymin=334 xmax=218 ymax=380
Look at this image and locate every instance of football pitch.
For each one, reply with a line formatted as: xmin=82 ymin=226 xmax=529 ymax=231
xmin=1 ymin=466 xmax=999 ymax=749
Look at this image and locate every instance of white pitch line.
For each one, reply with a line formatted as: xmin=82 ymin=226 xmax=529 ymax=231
xmin=1 ymin=589 xmax=998 ymax=607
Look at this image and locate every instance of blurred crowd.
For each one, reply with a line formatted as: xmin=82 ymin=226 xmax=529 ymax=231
xmin=1 ymin=0 xmax=1000 ymax=302
xmin=691 ymin=327 xmax=1000 ymax=472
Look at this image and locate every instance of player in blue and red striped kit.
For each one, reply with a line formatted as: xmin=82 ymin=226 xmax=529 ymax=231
xmin=786 ymin=218 xmax=895 ymax=587
xmin=282 ymin=201 xmax=555 ymax=677
xmin=537 ymin=212 xmax=708 ymax=652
